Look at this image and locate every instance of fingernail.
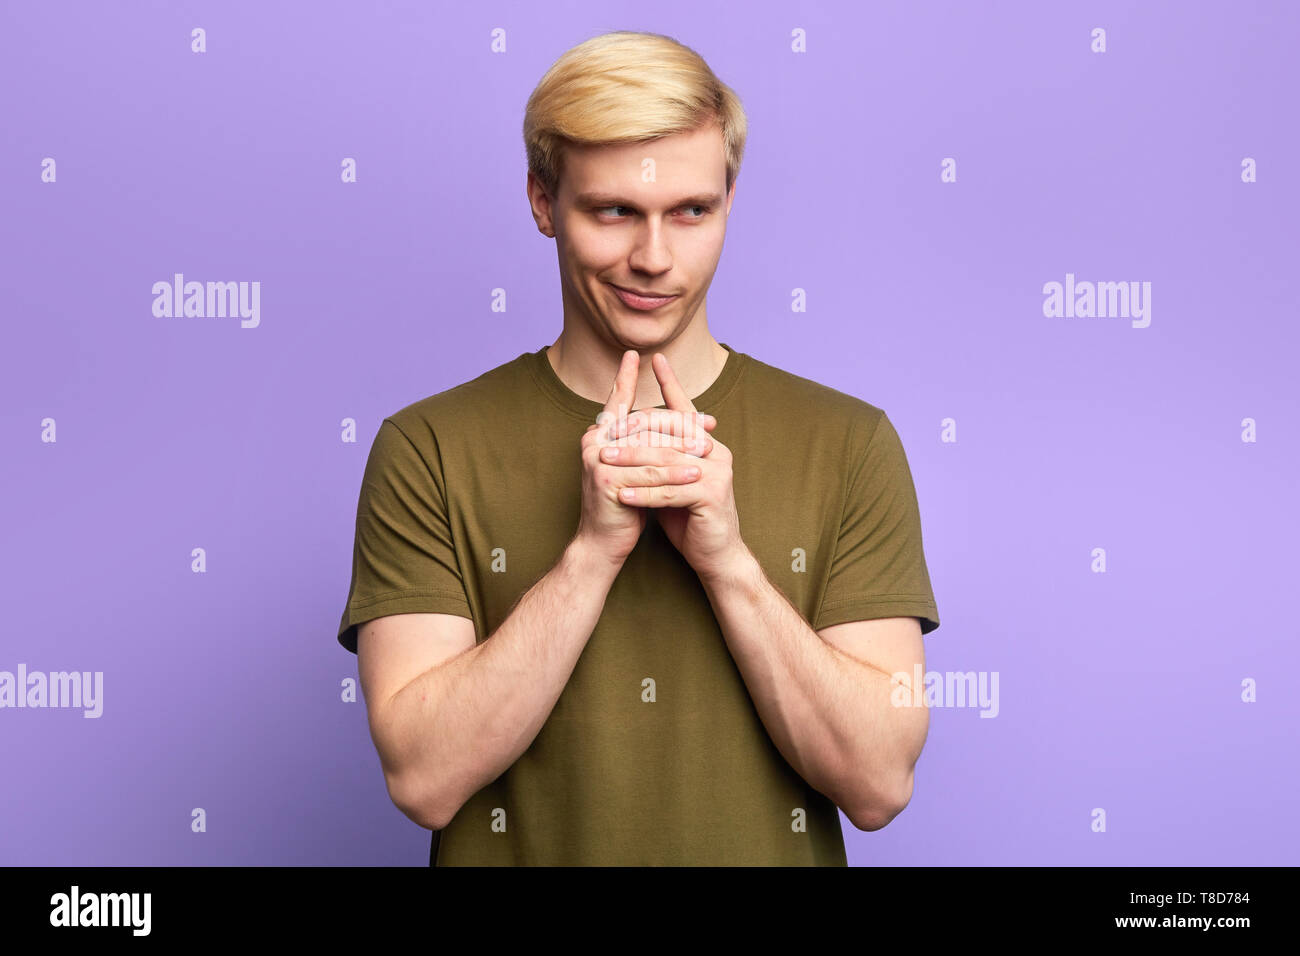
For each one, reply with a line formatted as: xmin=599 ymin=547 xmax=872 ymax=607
xmin=604 ymin=447 xmax=619 ymax=459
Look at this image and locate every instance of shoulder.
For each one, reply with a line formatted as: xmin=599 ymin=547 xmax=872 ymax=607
xmin=383 ymin=351 xmax=535 ymax=444
xmin=733 ymin=350 xmax=888 ymax=456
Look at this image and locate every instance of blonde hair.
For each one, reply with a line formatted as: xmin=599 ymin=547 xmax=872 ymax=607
xmin=523 ymin=31 xmax=747 ymax=200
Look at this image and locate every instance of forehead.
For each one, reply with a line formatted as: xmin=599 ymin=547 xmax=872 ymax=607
xmin=560 ymin=124 xmax=727 ymax=199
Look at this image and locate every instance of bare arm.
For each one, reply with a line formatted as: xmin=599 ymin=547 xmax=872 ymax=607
xmin=360 ymin=534 xmax=624 ymax=831
xmin=698 ymin=548 xmax=929 ymax=831
xmin=358 ymin=350 xmax=710 ymax=831
xmin=603 ymin=353 xmax=931 ymax=831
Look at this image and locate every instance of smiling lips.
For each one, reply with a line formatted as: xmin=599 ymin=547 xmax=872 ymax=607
xmin=610 ymin=283 xmax=678 ymax=311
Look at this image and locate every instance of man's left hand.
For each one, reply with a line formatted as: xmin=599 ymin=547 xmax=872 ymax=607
xmin=607 ymin=352 xmax=748 ymax=582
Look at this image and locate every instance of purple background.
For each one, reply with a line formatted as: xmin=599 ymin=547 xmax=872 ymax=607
xmin=2 ymin=0 xmax=1296 ymax=865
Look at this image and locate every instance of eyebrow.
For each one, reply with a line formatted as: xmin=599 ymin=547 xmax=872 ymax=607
xmin=574 ymin=192 xmax=724 ymax=211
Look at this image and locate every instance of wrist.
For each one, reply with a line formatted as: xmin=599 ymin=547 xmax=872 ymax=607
xmin=697 ymin=544 xmax=762 ymax=595
xmin=565 ymin=533 xmax=630 ymax=578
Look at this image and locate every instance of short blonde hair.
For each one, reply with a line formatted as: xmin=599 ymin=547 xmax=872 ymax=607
xmin=523 ymin=31 xmax=748 ymax=200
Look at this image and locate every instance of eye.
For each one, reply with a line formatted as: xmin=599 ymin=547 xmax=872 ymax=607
xmin=595 ymin=205 xmax=710 ymax=220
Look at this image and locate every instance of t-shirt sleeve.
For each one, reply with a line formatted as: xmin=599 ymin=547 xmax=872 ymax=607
xmin=813 ymin=410 xmax=940 ymax=635
xmin=337 ymin=417 xmax=473 ymax=654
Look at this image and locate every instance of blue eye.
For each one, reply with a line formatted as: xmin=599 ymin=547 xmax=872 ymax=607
xmin=596 ymin=205 xmax=709 ymax=220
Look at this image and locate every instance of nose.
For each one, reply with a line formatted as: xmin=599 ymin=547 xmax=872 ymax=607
xmin=626 ymin=218 xmax=673 ymax=275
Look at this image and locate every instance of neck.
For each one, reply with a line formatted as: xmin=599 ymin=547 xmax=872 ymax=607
xmin=546 ymin=322 xmax=729 ymax=411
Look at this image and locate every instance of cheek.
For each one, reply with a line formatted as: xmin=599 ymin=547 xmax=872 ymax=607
xmin=561 ymin=217 xmax=614 ymax=252
xmin=696 ymin=229 xmax=727 ymax=261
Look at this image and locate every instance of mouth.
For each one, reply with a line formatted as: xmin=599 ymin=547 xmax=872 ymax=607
xmin=609 ymin=283 xmax=679 ymax=311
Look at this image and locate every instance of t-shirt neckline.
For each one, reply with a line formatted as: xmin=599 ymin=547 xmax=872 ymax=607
xmin=528 ymin=341 xmax=746 ymax=422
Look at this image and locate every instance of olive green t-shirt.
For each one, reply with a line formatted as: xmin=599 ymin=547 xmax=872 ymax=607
xmin=337 ymin=342 xmax=940 ymax=866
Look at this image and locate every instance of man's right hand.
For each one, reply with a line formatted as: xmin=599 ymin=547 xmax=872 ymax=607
xmin=573 ymin=349 xmax=716 ymax=565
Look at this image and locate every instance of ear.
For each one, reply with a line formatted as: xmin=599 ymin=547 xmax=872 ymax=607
xmin=526 ymin=171 xmax=556 ymax=237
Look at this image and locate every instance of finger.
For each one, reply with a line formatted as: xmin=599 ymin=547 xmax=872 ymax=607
xmin=648 ymin=353 xmax=718 ymax=439
xmin=651 ymin=352 xmax=696 ymax=415
xmin=618 ymin=481 xmax=702 ymax=506
xmin=642 ymin=407 xmax=714 ymax=442
xmin=613 ymin=462 xmax=703 ymax=491
xmin=596 ymin=351 xmax=640 ymax=441
xmin=586 ymin=412 xmax=651 ymax=449
xmin=600 ymin=436 xmax=712 ymax=465
xmin=606 ymin=430 xmax=713 ymax=458
xmin=603 ymin=350 xmax=638 ymax=413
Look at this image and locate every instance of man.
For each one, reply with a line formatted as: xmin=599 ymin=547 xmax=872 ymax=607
xmin=337 ymin=31 xmax=940 ymax=866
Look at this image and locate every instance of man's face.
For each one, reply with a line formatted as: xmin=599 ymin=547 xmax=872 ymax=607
xmin=529 ymin=123 xmax=736 ymax=351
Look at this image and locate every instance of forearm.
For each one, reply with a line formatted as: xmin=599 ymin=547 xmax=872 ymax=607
xmin=387 ymin=536 xmax=624 ymax=829
xmin=699 ymin=548 xmax=927 ymax=828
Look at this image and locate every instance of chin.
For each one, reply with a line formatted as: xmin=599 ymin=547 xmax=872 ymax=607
xmin=607 ymin=317 xmax=673 ymax=343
